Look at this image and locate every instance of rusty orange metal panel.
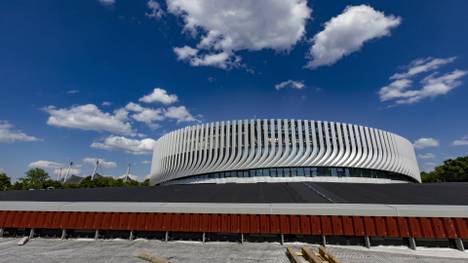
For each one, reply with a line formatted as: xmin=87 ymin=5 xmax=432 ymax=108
xmin=397 ymin=217 xmax=410 ymax=237
xmin=126 ymin=213 xmax=137 ymax=230
xmin=160 ymin=213 xmax=170 ymax=231
xmin=77 ymin=212 xmax=88 ymax=230
xmin=118 ymin=212 xmax=128 ymax=230
xmin=24 ymin=211 xmax=37 ymax=229
xmin=135 ymin=213 xmax=146 ymax=230
xmin=279 ymin=215 xmax=290 ymax=234
xmin=240 ymin=215 xmax=250 ymax=233
xmin=230 ymin=214 xmax=240 ymax=233
xmin=385 ymin=217 xmax=399 ymax=237
xmin=178 ymin=214 xmax=190 ymax=232
xmin=82 ymin=212 xmax=95 ymax=230
xmin=109 ymin=213 xmax=121 ymax=230
xmin=342 ymin=216 xmax=354 ymax=236
xmin=209 ymin=214 xmax=220 ymax=233
xmin=11 ymin=211 xmax=22 ymax=228
xmin=420 ymin=218 xmax=435 ymax=238
xmin=408 ymin=217 xmax=422 ymax=238
xmin=269 ymin=215 xmax=280 ymax=234
xmin=201 ymin=214 xmax=211 ymax=232
xmin=289 ymin=215 xmax=301 ymax=234
xmin=3 ymin=211 xmax=14 ymax=228
xmin=454 ymin=218 xmax=468 ymax=239
xmin=374 ymin=217 xmax=387 ymax=237
xmin=99 ymin=212 xmax=112 ymax=230
xmin=35 ymin=212 xmax=48 ymax=229
xmin=17 ymin=211 xmax=29 ymax=228
xmin=173 ymin=214 xmax=184 ymax=232
xmin=321 ymin=216 xmax=333 ymax=236
xmin=220 ymin=214 xmax=230 ymax=233
xmin=249 ymin=215 xmax=260 ymax=234
xmin=331 ymin=216 xmax=343 ymax=236
xmin=442 ymin=218 xmax=457 ymax=238
xmin=431 ymin=218 xmax=446 ymax=239
xmin=363 ymin=217 xmax=376 ymax=237
xmin=259 ymin=215 xmax=269 ymax=233
xmin=63 ymin=212 xmax=75 ymax=229
xmin=147 ymin=213 xmax=161 ymax=231
xmin=51 ymin=212 xmax=62 ymax=229
xmin=0 ymin=211 xmax=7 ymax=227
xmin=300 ymin=215 xmax=311 ymax=235
xmin=310 ymin=216 xmax=321 ymax=235
xmin=352 ymin=216 xmax=365 ymax=236
xmin=189 ymin=214 xmax=200 ymax=232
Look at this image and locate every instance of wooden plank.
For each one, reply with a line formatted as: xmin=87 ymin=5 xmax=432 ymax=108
xmin=319 ymin=246 xmax=341 ymax=263
xmin=301 ymin=246 xmax=323 ymax=263
xmin=286 ymin=247 xmax=302 ymax=263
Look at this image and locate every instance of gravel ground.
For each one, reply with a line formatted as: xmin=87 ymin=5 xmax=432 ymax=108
xmin=0 ymin=238 xmax=466 ymax=263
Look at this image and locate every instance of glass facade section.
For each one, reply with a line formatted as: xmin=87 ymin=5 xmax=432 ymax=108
xmin=170 ymin=166 xmax=416 ymax=183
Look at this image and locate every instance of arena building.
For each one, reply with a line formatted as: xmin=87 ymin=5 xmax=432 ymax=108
xmin=149 ymin=119 xmax=420 ymax=185
xmin=1 ymin=119 xmax=467 ymax=251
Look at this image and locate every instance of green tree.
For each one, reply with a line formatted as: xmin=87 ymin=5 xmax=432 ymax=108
xmin=20 ymin=168 xmax=51 ymax=189
xmin=0 ymin=172 xmax=11 ymax=190
xmin=421 ymin=156 xmax=468 ymax=183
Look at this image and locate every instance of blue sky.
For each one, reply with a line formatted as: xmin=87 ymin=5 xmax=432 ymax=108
xmin=1 ymin=0 xmax=467 ymax=180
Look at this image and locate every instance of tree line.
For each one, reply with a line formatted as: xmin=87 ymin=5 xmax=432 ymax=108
xmin=421 ymin=156 xmax=468 ymax=183
xmin=0 ymin=168 xmax=150 ymax=191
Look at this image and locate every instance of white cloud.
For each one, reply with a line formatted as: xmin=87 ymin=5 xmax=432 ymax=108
xmin=413 ymin=137 xmax=439 ymax=149
xmin=125 ymin=102 xmax=164 ymax=129
xmin=102 ymin=101 xmax=112 ymax=107
xmin=164 ymin=106 xmax=196 ymax=122
xmin=29 ymin=160 xmax=63 ymax=170
xmin=390 ymin=57 xmax=456 ymax=80
xmin=141 ymin=160 xmax=151 ymax=164
xmin=0 ymin=121 xmax=40 ymax=143
xmin=44 ymin=104 xmax=134 ymax=135
xmin=146 ymin=0 xmax=164 ymax=19
xmin=139 ymin=88 xmax=178 ymax=105
xmin=98 ymin=0 xmax=115 ymax=6
xmin=418 ymin=153 xmax=435 ymax=160
xmin=452 ymin=135 xmax=468 ymax=146
xmin=67 ymin=89 xmax=80 ymax=95
xmin=91 ymin=135 xmax=156 ymax=155
xmin=307 ymin=5 xmax=400 ymax=69
xmin=168 ymin=0 xmax=311 ymax=69
xmin=82 ymin=157 xmax=117 ymax=169
xmin=379 ymin=57 xmax=468 ymax=104
xmin=275 ymin=80 xmax=305 ymax=90
xmin=28 ymin=160 xmax=80 ymax=176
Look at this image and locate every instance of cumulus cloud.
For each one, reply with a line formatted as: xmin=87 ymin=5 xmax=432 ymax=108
xmin=164 ymin=106 xmax=196 ymax=122
xmin=275 ymin=80 xmax=305 ymax=90
xmin=102 ymin=101 xmax=112 ymax=107
xmin=125 ymin=102 xmax=164 ymax=129
xmin=418 ymin=153 xmax=435 ymax=160
xmin=139 ymin=88 xmax=178 ymax=105
xmin=413 ymin=137 xmax=439 ymax=149
xmin=91 ymin=135 xmax=156 ymax=155
xmin=452 ymin=135 xmax=468 ymax=146
xmin=307 ymin=5 xmax=400 ymax=69
xmin=0 ymin=121 xmax=40 ymax=143
xmin=379 ymin=57 xmax=468 ymax=104
xmin=168 ymin=0 xmax=311 ymax=69
xmin=82 ymin=157 xmax=117 ymax=169
xmin=43 ymin=104 xmax=134 ymax=135
xmin=98 ymin=0 xmax=115 ymax=6
xmin=28 ymin=160 xmax=80 ymax=176
xmin=146 ymin=0 xmax=164 ymax=19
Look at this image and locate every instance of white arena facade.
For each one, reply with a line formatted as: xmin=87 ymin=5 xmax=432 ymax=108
xmin=149 ymin=119 xmax=420 ymax=185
